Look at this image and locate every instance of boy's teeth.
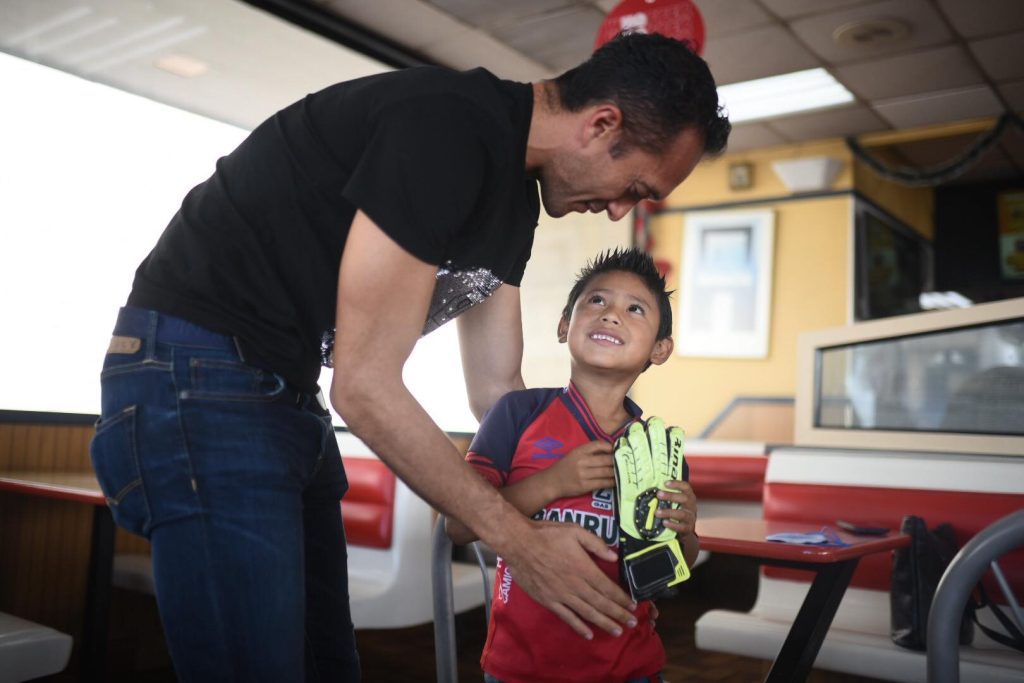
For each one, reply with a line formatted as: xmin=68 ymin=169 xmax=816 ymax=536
xmin=591 ymin=333 xmax=622 ymax=344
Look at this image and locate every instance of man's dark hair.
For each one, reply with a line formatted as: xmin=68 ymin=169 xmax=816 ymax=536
xmin=562 ymin=247 xmax=673 ymax=340
xmin=553 ymin=32 xmax=730 ymax=156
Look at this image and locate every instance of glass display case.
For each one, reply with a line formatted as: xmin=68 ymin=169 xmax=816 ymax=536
xmin=796 ymin=297 xmax=1024 ymax=456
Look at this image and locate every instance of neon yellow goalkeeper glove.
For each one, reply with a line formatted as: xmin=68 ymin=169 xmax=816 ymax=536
xmin=613 ymin=417 xmax=690 ymax=601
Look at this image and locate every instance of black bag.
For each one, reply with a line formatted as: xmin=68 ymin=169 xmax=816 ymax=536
xmin=970 ymin=581 xmax=1024 ymax=653
xmin=890 ymin=515 xmax=973 ymax=650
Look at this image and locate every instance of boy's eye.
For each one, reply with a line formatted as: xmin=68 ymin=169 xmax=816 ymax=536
xmin=588 ymin=294 xmax=605 ymax=305
xmin=628 ymin=303 xmax=645 ymax=314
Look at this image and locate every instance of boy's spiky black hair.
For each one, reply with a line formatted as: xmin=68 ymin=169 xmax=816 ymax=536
xmin=562 ymin=247 xmax=673 ymax=340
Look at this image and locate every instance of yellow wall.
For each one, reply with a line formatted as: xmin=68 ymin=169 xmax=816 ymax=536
xmin=854 ymin=157 xmax=935 ymax=238
xmin=630 ymin=140 xmax=851 ymax=433
xmin=635 ymin=195 xmax=851 ymax=434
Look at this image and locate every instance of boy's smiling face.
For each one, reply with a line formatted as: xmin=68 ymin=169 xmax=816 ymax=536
xmin=558 ymin=270 xmax=673 ymax=376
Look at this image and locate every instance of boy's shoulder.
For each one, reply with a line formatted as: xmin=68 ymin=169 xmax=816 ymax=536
xmin=495 ymin=386 xmax=563 ymax=412
xmin=482 ymin=387 xmax=565 ymax=427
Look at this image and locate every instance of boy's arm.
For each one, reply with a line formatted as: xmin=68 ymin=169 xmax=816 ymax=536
xmin=447 ymin=441 xmax=615 ymax=544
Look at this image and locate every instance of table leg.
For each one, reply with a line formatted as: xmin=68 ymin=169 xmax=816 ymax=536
xmin=80 ymin=505 xmax=114 ymax=683
xmin=765 ymin=558 xmax=859 ymax=683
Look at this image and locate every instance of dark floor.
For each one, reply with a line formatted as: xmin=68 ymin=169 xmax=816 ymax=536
xmin=53 ymin=554 xmax=890 ymax=682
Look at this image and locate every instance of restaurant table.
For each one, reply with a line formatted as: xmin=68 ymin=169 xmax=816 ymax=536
xmin=0 ymin=471 xmax=113 ymax=683
xmin=694 ymin=516 xmax=910 ymax=683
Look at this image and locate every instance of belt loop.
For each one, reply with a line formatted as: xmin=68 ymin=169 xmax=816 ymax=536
xmin=145 ymin=310 xmax=159 ymax=360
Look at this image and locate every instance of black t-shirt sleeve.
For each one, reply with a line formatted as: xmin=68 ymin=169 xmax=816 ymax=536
xmin=342 ymin=96 xmax=488 ymax=266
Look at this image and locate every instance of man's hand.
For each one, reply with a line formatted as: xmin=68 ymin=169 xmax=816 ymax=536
xmin=545 ymin=441 xmax=615 ymax=499
xmin=501 ymin=521 xmax=637 ymax=640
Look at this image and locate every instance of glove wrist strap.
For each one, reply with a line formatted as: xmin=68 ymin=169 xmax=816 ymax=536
xmin=621 ymin=537 xmax=689 ymax=602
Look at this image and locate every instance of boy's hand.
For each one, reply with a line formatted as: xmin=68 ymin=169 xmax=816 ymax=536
xmin=655 ymin=480 xmax=698 ymax=536
xmin=548 ymin=441 xmax=615 ymax=498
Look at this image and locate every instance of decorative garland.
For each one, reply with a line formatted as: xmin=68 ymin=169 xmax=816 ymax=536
xmin=845 ymin=112 xmax=1024 ymax=188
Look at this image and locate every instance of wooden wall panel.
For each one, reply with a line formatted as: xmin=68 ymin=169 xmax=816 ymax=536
xmin=0 ymin=419 xmax=145 ymax=680
xmin=704 ymin=403 xmax=795 ymax=443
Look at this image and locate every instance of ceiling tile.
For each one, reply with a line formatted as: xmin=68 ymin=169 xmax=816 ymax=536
xmin=790 ymin=0 xmax=952 ymax=65
xmin=998 ymin=79 xmax=1024 ymax=112
xmin=491 ymin=6 xmax=603 ymax=72
xmin=873 ymin=85 xmax=1004 ymax=129
xmin=768 ymin=104 xmax=888 ymax=141
xmin=759 ymin=0 xmax=870 ymax=20
xmin=936 ymin=0 xmax=1024 ymax=39
xmin=692 ymin=0 xmax=773 ymax=39
xmin=835 ymin=44 xmax=984 ymax=101
xmin=319 ymin=0 xmax=466 ymax=52
xmin=723 ymin=122 xmax=789 ymax=152
xmin=419 ymin=26 xmax=553 ymax=79
xmin=426 ymin=0 xmax=572 ymax=31
xmin=701 ymin=24 xmax=819 ymax=85
xmin=970 ymin=32 xmax=1024 ymax=82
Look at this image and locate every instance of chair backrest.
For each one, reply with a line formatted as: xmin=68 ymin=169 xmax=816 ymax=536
xmin=928 ymin=510 xmax=1024 ymax=683
xmin=341 ymin=457 xmax=396 ymax=549
xmin=338 ymin=431 xmax=438 ymax=629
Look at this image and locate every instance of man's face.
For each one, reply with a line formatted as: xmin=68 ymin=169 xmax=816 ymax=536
xmin=538 ymin=126 xmax=705 ymax=221
xmin=558 ymin=270 xmax=673 ymax=376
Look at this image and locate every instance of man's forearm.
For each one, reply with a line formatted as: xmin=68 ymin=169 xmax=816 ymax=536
xmin=447 ymin=470 xmax=563 ymax=545
xmin=334 ymin=375 xmax=531 ymax=554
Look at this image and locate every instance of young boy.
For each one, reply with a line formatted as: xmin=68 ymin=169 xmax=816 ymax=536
xmin=446 ymin=247 xmax=699 ymax=683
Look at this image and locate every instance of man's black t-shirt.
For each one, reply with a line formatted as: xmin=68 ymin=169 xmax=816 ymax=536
xmin=128 ymin=66 xmax=540 ymax=393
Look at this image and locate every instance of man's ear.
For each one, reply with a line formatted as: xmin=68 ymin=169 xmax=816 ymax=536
xmin=648 ymin=337 xmax=674 ymax=366
xmin=557 ymin=317 xmax=569 ymax=343
xmin=584 ymin=103 xmax=623 ymax=144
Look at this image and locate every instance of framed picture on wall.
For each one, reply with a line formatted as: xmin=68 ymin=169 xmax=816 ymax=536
xmin=678 ymin=209 xmax=775 ymax=358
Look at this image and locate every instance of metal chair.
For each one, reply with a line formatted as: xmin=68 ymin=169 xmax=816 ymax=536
xmin=927 ymin=509 xmax=1024 ymax=683
xmin=432 ymin=514 xmax=493 ymax=683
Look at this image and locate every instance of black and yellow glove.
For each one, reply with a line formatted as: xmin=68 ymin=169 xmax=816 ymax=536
xmin=613 ymin=417 xmax=690 ymax=601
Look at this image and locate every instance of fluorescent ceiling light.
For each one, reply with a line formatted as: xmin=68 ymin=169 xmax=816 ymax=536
xmin=718 ymin=68 xmax=855 ymax=124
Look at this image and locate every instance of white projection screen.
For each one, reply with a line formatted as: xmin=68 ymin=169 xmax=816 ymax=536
xmin=0 ymin=53 xmax=478 ymax=433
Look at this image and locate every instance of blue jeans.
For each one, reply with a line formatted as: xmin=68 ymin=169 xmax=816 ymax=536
xmin=90 ymin=306 xmax=359 ymax=682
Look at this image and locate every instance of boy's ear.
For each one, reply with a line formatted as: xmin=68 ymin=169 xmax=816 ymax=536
xmin=557 ymin=317 xmax=569 ymax=343
xmin=648 ymin=337 xmax=674 ymax=366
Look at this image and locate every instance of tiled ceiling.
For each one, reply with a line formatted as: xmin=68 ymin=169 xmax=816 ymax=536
xmin=313 ymin=0 xmax=1023 ymax=181
xmin=1 ymin=0 xmax=1021 ymax=182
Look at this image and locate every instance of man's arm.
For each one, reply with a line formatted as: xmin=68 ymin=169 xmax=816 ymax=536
xmin=447 ymin=441 xmax=615 ymax=545
xmin=331 ymin=211 xmax=636 ymax=639
xmin=456 ymin=284 xmax=526 ymax=421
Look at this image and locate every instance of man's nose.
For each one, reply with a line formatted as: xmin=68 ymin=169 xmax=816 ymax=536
xmin=606 ymin=197 xmax=638 ymax=222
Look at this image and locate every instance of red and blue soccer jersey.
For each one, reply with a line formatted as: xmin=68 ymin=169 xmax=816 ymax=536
xmin=466 ymin=383 xmax=664 ymax=683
